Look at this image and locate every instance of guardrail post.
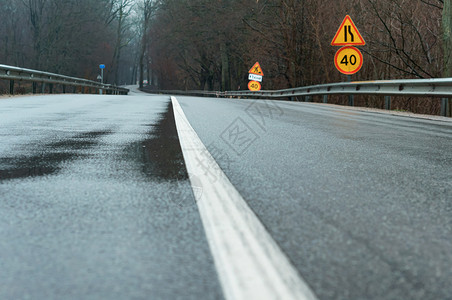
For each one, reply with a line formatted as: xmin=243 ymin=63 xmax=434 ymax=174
xmin=347 ymin=75 xmax=354 ymax=106
xmin=9 ymin=80 xmax=14 ymax=95
xmin=73 ymin=86 xmax=76 ymax=93
xmin=348 ymin=95 xmax=354 ymax=106
xmin=323 ymin=95 xmax=328 ymax=104
xmin=49 ymin=84 xmax=54 ymax=94
xmin=41 ymin=83 xmax=45 ymax=94
xmin=385 ymin=96 xmax=391 ymax=110
xmin=32 ymin=82 xmax=37 ymax=94
xmin=62 ymin=85 xmax=66 ymax=94
xmin=441 ymin=98 xmax=448 ymax=117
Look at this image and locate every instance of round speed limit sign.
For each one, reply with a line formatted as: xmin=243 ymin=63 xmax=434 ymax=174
xmin=334 ymin=46 xmax=363 ymax=75
xmin=248 ymin=80 xmax=261 ymax=91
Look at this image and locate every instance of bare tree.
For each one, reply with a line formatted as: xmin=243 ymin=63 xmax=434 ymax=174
xmin=22 ymin=0 xmax=48 ymax=69
xmin=443 ymin=0 xmax=452 ymax=116
xmin=138 ymin=0 xmax=158 ymax=89
xmin=111 ymin=0 xmax=134 ymax=85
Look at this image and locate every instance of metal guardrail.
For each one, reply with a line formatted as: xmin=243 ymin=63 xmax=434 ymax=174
xmin=140 ymin=87 xmax=220 ymax=98
xmin=0 ymin=64 xmax=129 ymax=95
xmin=141 ymin=78 xmax=452 ymax=117
xmin=144 ymin=78 xmax=450 ymax=117
xmin=224 ymin=78 xmax=452 ymax=97
xmin=223 ymin=78 xmax=452 ymax=117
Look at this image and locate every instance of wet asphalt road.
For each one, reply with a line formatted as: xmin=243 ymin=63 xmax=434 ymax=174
xmin=175 ymin=96 xmax=452 ymax=300
xmin=1 ymin=89 xmax=452 ymax=299
xmin=0 ymin=92 xmax=223 ymax=300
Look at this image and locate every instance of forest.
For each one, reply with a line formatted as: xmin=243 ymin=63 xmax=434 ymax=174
xmin=0 ymin=0 xmax=451 ymax=114
xmin=0 ymin=0 xmax=141 ymax=86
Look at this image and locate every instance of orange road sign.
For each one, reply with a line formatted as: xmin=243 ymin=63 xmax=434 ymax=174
xmin=248 ymin=80 xmax=261 ymax=91
xmin=249 ymin=62 xmax=264 ymax=76
xmin=331 ymin=15 xmax=365 ymax=46
xmin=334 ymin=46 xmax=363 ymax=75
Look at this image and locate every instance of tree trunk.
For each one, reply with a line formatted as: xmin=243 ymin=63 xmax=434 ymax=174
xmin=112 ymin=8 xmax=124 ymax=85
xmin=139 ymin=41 xmax=145 ymax=89
xmin=220 ymin=40 xmax=230 ymax=91
xmin=443 ymin=0 xmax=452 ymax=116
xmin=131 ymin=60 xmax=137 ymax=85
xmin=146 ymin=57 xmax=151 ymax=85
xmin=139 ymin=0 xmax=153 ymax=89
xmin=28 ymin=0 xmax=47 ymax=69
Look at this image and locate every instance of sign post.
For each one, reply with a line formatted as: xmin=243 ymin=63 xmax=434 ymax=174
xmin=248 ymin=62 xmax=264 ymax=91
xmin=99 ymin=64 xmax=105 ymax=95
xmin=331 ymin=15 xmax=365 ymax=106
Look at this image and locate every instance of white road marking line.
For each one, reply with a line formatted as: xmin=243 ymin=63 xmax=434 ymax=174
xmin=171 ymin=96 xmax=318 ymax=300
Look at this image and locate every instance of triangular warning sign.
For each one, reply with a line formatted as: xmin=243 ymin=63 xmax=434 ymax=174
xmin=249 ymin=62 xmax=264 ymax=76
xmin=331 ymin=15 xmax=365 ymax=46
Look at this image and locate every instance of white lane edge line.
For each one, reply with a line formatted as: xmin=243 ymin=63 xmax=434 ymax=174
xmin=171 ymin=96 xmax=318 ymax=300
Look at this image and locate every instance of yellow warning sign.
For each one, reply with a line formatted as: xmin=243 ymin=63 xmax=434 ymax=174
xmin=331 ymin=15 xmax=365 ymax=46
xmin=249 ymin=62 xmax=264 ymax=76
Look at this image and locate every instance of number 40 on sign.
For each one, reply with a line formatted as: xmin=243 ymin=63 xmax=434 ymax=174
xmin=248 ymin=81 xmax=261 ymax=91
xmin=334 ymin=46 xmax=363 ymax=75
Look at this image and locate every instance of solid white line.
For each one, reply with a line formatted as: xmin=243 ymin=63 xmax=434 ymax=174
xmin=171 ymin=96 xmax=318 ymax=300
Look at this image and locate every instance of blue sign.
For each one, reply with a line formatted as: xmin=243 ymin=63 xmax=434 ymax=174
xmin=99 ymin=64 xmax=105 ymax=69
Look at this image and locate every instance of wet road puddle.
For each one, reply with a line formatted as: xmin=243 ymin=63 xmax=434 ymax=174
xmin=0 ymin=130 xmax=112 ymax=181
xmin=124 ymin=101 xmax=188 ymax=182
xmin=48 ymin=130 xmax=112 ymax=150
xmin=121 ymin=101 xmax=195 ymax=207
